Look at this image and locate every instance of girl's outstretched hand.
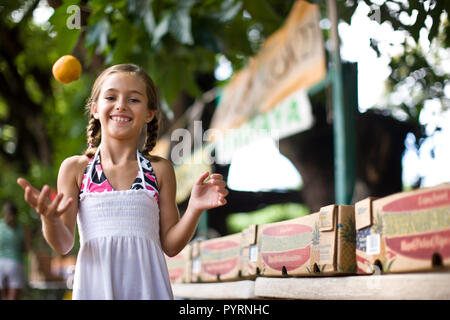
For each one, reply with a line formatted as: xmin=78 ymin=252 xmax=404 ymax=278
xmin=17 ymin=178 xmax=73 ymax=221
xmin=189 ymin=172 xmax=229 ymax=213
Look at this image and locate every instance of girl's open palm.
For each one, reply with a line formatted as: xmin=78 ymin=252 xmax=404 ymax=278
xmin=17 ymin=178 xmax=73 ymax=221
xmin=189 ymin=172 xmax=229 ymax=212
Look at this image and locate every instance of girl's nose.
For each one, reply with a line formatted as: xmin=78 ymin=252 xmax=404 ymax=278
xmin=115 ymin=97 xmax=127 ymax=110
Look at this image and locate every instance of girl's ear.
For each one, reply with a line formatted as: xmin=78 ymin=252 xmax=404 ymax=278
xmin=146 ymin=109 xmax=155 ymax=123
xmin=91 ymin=102 xmax=99 ymax=120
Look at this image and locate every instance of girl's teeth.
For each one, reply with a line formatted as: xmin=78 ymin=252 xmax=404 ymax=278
xmin=111 ymin=116 xmax=130 ymax=122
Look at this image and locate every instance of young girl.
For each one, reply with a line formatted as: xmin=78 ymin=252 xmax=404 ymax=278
xmin=17 ymin=64 xmax=228 ymax=300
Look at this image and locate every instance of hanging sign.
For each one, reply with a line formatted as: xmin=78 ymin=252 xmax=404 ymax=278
xmin=214 ymin=89 xmax=314 ymax=164
xmin=209 ymin=0 xmax=326 ymax=135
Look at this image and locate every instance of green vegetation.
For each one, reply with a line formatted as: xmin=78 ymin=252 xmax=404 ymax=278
xmin=227 ymin=202 xmax=309 ymax=233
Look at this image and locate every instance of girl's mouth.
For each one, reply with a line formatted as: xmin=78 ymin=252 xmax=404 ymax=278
xmin=110 ymin=115 xmax=132 ymax=122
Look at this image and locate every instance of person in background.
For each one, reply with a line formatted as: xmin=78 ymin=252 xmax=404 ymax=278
xmin=0 ymin=200 xmax=31 ymax=300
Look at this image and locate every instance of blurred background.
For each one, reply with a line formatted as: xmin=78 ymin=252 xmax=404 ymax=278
xmin=0 ymin=0 xmax=448 ymax=299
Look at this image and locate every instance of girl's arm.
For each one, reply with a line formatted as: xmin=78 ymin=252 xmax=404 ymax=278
xmin=155 ymin=158 xmax=228 ymax=257
xmin=17 ymin=156 xmax=84 ymax=255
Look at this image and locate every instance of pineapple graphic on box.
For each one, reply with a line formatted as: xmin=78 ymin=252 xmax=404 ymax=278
xmin=371 ymin=212 xmax=386 ymax=271
xmin=337 ymin=214 xmax=357 ymax=273
xmin=369 ymin=206 xmax=396 ymax=273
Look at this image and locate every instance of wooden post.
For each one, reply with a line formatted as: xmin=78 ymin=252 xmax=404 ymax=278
xmin=327 ymin=0 xmax=355 ymax=204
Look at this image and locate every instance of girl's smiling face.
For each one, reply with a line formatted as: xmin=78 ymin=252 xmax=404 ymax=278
xmin=92 ymin=72 xmax=154 ymax=141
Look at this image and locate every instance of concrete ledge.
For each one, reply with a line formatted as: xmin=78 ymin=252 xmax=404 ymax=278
xmin=172 ymin=280 xmax=257 ymax=300
xmin=171 ymin=272 xmax=450 ymax=300
xmin=254 ymin=272 xmax=450 ymax=300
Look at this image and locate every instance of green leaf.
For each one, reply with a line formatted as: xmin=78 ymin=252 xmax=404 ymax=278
xmin=169 ymin=7 xmax=194 ymax=45
xmin=85 ymin=17 xmax=111 ymax=54
xmin=192 ymin=25 xmax=223 ymax=53
xmin=110 ymin=20 xmax=136 ymax=64
xmin=214 ymin=0 xmax=242 ymax=23
xmin=126 ymin=0 xmax=143 ymax=16
xmin=152 ymin=11 xmax=171 ymax=47
xmin=143 ymin=8 xmax=156 ymax=36
xmin=243 ymin=0 xmax=281 ymax=34
xmin=127 ymin=0 xmax=155 ymax=35
xmin=86 ymin=0 xmax=109 ymax=24
xmin=220 ymin=16 xmax=254 ymax=56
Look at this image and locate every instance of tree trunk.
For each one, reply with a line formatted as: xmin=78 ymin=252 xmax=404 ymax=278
xmin=0 ymin=17 xmax=53 ymax=170
xmin=280 ymin=108 xmax=419 ymax=212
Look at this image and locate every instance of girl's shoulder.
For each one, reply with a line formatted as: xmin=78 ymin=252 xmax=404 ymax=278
xmin=145 ymin=154 xmax=173 ymax=171
xmin=59 ymin=155 xmax=92 ymax=181
xmin=60 ymin=154 xmax=92 ymax=170
xmin=144 ymin=154 xmax=168 ymax=164
xmin=143 ymin=155 xmax=175 ymax=188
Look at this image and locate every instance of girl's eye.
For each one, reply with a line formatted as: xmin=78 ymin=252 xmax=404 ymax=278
xmin=105 ymin=96 xmax=115 ymax=101
xmin=129 ymin=98 xmax=140 ymax=103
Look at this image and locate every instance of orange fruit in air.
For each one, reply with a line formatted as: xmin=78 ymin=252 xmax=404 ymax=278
xmin=52 ymin=55 xmax=82 ymax=84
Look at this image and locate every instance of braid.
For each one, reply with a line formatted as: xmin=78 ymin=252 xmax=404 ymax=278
xmin=142 ymin=113 xmax=159 ymax=156
xmin=84 ymin=116 xmax=101 ymax=157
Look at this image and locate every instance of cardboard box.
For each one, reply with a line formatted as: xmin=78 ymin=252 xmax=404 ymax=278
xmin=257 ymin=213 xmax=319 ymax=276
xmin=355 ymin=183 xmax=450 ymax=274
xmin=199 ymin=233 xmax=242 ymax=282
xmin=312 ymin=205 xmax=357 ymax=275
xmin=240 ymin=224 xmax=259 ymax=279
xmin=165 ymin=244 xmax=192 ymax=284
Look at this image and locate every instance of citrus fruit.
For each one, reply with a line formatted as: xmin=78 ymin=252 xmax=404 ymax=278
xmin=52 ymin=55 xmax=82 ymax=84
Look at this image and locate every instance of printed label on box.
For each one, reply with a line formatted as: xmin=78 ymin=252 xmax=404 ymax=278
xmin=385 ymin=229 xmax=450 ymax=260
xmin=203 ymin=257 xmax=238 ymax=276
xmin=366 ymin=234 xmax=380 ymax=255
xmin=249 ymin=244 xmax=258 ymax=262
xmin=319 ymin=207 xmax=334 ymax=231
xmin=192 ymin=257 xmax=201 ymax=273
xmin=260 ymin=223 xmax=312 ymax=271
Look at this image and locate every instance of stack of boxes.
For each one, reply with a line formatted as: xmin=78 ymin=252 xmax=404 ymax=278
xmin=165 ymin=184 xmax=450 ymax=284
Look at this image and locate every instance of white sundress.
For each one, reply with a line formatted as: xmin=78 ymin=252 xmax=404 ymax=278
xmin=72 ymin=148 xmax=173 ymax=300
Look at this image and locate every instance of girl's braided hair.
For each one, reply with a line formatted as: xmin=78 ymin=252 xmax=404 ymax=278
xmin=84 ymin=64 xmax=160 ymax=158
